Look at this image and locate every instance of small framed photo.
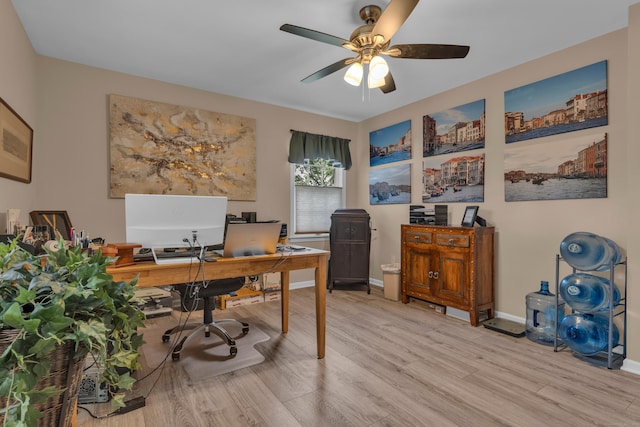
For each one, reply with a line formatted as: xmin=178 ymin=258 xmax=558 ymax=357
xmin=461 ymin=206 xmax=479 ymax=227
xmin=29 ymin=211 xmax=73 ymax=241
xmin=0 ymin=97 xmax=33 ymax=183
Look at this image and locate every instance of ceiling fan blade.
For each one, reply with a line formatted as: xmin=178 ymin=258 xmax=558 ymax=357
xmin=379 ymin=72 xmax=396 ymax=93
xmin=371 ymin=0 xmax=419 ymax=42
xmin=301 ymin=58 xmax=354 ymax=83
xmin=280 ymin=24 xmax=350 ymax=48
xmin=385 ymin=44 xmax=470 ymax=59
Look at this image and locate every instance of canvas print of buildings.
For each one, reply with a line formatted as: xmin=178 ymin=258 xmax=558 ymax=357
xmin=369 ymin=164 xmax=411 ymax=205
xmin=504 ymin=133 xmax=607 ymax=202
xmin=423 ymin=99 xmax=485 ymax=157
xmin=369 ymin=120 xmax=412 ymax=167
xmin=505 ymin=60 xmax=607 ymax=144
xmin=422 ymin=154 xmax=485 ymax=203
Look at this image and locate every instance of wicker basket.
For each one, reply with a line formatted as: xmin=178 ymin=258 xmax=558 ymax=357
xmin=0 ymin=328 xmax=85 ymax=427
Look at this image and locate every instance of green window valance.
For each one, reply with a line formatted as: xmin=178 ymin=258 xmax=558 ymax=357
xmin=288 ymin=130 xmax=352 ymax=170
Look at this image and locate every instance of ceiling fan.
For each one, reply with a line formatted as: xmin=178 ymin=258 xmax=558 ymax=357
xmin=280 ymin=0 xmax=470 ymax=93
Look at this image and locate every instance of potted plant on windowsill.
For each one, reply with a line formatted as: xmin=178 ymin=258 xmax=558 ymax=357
xmin=0 ymin=237 xmax=145 ymax=426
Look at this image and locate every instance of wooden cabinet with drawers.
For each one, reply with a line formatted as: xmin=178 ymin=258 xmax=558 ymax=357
xmin=401 ymin=224 xmax=494 ymax=326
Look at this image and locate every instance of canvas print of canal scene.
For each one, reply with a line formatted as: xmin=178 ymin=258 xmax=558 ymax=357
xmin=423 ymin=99 xmax=485 ymax=157
xmin=369 ymin=164 xmax=411 ymax=205
xmin=504 ymin=133 xmax=607 ymax=202
xmin=369 ymin=120 xmax=412 ymax=167
xmin=505 ymin=60 xmax=607 ymax=144
xmin=422 ymin=153 xmax=485 ymax=203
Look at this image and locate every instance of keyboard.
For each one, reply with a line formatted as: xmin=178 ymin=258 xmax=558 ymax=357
xmin=153 ymin=256 xmax=200 ymax=265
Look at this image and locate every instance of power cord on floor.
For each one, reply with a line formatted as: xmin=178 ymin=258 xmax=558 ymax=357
xmin=77 ymin=396 xmax=146 ymax=419
xmin=77 ymin=263 xmax=207 ymax=419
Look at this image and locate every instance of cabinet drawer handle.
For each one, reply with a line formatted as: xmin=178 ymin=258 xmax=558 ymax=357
xmin=448 ymin=238 xmax=454 ymax=245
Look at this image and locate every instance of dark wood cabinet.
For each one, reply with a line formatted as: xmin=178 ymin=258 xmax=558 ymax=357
xmin=328 ymin=209 xmax=371 ymax=293
xmin=401 ymin=224 xmax=494 ymax=325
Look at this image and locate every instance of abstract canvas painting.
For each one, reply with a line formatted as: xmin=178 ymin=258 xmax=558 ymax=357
xmin=109 ymin=94 xmax=256 ymax=200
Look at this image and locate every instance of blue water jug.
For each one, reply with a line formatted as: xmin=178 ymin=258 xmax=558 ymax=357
xmin=558 ymin=313 xmax=619 ymax=356
xmin=559 ymin=232 xmax=621 ymax=271
xmin=559 ymin=273 xmax=620 ymax=313
xmin=525 ymin=281 xmax=565 ymax=346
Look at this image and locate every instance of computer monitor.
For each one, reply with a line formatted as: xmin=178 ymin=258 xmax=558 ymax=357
xmin=125 ymin=194 xmax=228 ymax=253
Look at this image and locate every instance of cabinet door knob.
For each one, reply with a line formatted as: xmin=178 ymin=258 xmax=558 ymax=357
xmin=433 ymin=272 xmax=439 ymax=279
xmin=428 ymin=271 xmax=433 ymax=278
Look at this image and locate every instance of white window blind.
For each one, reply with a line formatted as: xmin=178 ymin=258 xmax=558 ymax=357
xmin=294 ymin=185 xmax=343 ymax=233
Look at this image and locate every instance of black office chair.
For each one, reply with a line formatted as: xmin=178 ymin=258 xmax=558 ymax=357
xmin=162 ymin=277 xmax=249 ymax=360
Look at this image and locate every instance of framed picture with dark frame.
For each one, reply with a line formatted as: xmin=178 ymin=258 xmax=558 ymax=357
xmin=29 ymin=211 xmax=73 ymax=241
xmin=0 ymin=97 xmax=33 ymax=183
xmin=461 ymin=206 xmax=479 ymax=227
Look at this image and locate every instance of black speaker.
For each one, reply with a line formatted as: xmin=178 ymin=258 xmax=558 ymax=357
xmin=241 ymin=212 xmax=256 ymax=223
xmin=435 ymin=205 xmax=448 ymax=225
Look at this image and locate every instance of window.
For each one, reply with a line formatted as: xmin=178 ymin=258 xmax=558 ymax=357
xmin=290 ymin=159 xmax=345 ymax=239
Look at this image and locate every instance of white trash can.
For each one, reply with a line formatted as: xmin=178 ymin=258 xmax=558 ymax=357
xmin=381 ymin=263 xmax=401 ymax=301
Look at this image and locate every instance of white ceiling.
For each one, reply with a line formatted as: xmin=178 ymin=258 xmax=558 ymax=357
xmin=11 ymin=0 xmax=638 ymax=122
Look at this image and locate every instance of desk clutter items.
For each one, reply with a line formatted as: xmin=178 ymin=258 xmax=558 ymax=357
xmin=101 ymin=243 xmax=142 ymax=267
xmin=215 ymin=274 xmax=282 ymax=310
xmin=409 ymin=205 xmax=448 ymax=225
xmin=5 ymin=208 xmax=21 ymax=234
xmin=134 ymin=287 xmax=173 ymax=318
xmin=410 ymin=205 xmax=435 ymax=224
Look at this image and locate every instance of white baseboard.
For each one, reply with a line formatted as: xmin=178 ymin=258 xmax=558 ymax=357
xmin=622 ymin=358 xmax=640 ymax=375
xmin=494 ymin=311 xmax=525 ymax=324
xmin=290 ymin=280 xmax=314 ymax=290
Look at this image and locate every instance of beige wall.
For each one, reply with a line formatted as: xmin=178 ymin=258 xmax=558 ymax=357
xmin=359 ymin=14 xmax=639 ymax=368
xmin=625 ymin=2 xmax=640 ymax=372
xmin=2 ymin=0 xmax=640 ymax=370
xmin=33 ymin=57 xmax=358 ymax=241
xmin=0 ymin=0 xmax=38 ymax=226
xmin=31 ymin=56 xmax=359 ymax=284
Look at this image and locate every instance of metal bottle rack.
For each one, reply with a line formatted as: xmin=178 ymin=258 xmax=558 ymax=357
xmin=553 ymin=254 xmax=627 ymax=369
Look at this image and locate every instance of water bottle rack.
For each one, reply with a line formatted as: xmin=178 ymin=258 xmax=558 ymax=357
xmin=553 ymin=254 xmax=627 ymax=369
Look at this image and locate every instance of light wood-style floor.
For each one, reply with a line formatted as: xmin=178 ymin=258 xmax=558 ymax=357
xmin=77 ymin=286 xmax=640 ymax=426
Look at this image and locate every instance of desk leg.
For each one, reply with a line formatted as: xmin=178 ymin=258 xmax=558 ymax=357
xmin=315 ymin=259 xmax=327 ymax=359
xmin=280 ymin=271 xmax=289 ymax=334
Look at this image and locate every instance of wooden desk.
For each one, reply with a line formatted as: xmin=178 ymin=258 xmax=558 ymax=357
xmin=107 ymin=248 xmax=329 ymax=359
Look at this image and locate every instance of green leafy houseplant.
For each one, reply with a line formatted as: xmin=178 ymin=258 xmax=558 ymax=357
xmin=0 ymin=238 xmax=145 ymax=426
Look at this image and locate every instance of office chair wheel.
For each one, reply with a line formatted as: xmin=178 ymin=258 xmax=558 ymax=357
xmin=205 ymin=330 xmax=211 ymax=338
xmin=230 ymin=346 xmax=238 ymax=357
xmin=242 ymin=326 xmax=249 ymax=335
xmin=172 ymin=352 xmax=180 ymax=361
xmin=162 ymin=334 xmax=170 ymax=343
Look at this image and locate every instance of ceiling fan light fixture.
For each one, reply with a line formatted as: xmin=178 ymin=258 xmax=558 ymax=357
xmin=369 ymin=55 xmax=389 ymax=79
xmin=368 ymin=74 xmax=385 ymax=89
xmin=344 ymin=62 xmax=363 ymax=86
